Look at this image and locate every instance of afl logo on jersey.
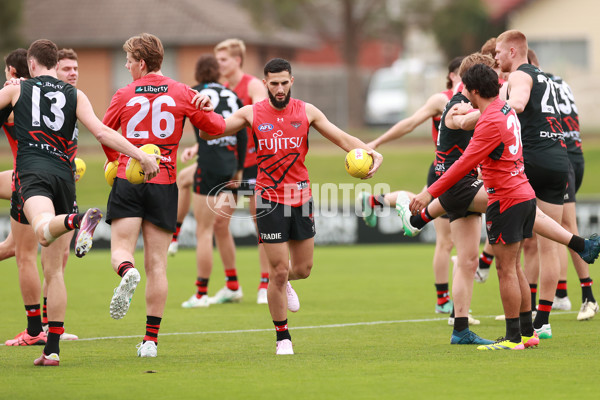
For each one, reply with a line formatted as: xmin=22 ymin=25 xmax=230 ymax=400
xmin=258 ymin=123 xmax=274 ymax=132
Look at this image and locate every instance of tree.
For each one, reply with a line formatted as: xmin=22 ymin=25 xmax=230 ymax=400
xmin=0 ymin=0 xmax=26 ymax=58
xmin=244 ymin=0 xmax=404 ymax=129
xmin=430 ymin=0 xmax=503 ymax=60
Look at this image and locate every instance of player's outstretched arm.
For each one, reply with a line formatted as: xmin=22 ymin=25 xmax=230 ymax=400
xmin=75 ymin=90 xmax=160 ymax=180
xmin=369 ymin=92 xmax=448 ymax=149
xmin=307 ymin=103 xmax=382 ymax=178
xmin=0 ymin=84 xmax=19 ymax=110
xmin=197 ymin=106 xmax=252 ymax=140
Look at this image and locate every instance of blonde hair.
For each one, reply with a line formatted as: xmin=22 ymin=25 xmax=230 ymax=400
xmin=123 ymin=33 xmax=164 ymax=73
xmin=214 ymin=38 xmax=246 ymax=66
xmin=458 ymin=53 xmax=496 ymax=77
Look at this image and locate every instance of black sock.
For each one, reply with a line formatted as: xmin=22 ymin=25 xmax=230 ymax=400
xmin=196 ymin=278 xmax=209 ymax=297
xmin=519 ymin=311 xmax=534 ymax=337
xmin=410 ymin=208 xmax=433 ymax=230
xmin=453 ymin=316 xmax=468 ymax=332
xmin=479 ymin=251 xmax=494 ymax=270
xmin=44 ymin=321 xmax=64 ymax=355
xmin=143 ymin=315 xmax=162 ymax=344
xmin=568 ymin=235 xmax=585 ymax=253
xmin=26 ymin=304 xmax=43 ymax=337
xmin=64 ymin=213 xmax=84 ymax=230
xmin=117 ymin=261 xmax=134 ymax=277
xmin=274 ymin=319 xmax=291 ymax=341
xmin=505 ymin=317 xmax=521 ymax=343
xmin=530 ymin=283 xmax=538 ymax=312
xmin=580 ymin=277 xmax=595 ymax=303
xmin=435 ymin=283 xmax=450 ymax=305
xmin=172 ymin=222 xmax=183 ymax=241
xmin=373 ymin=194 xmax=386 ymax=207
xmin=555 ymin=280 xmax=568 ymax=298
xmin=450 ymin=306 xmax=455 ymax=319
xmin=533 ymin=300 xmax=553 ymax=329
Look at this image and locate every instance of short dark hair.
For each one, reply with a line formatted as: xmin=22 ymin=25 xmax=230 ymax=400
xmin=446 ymin=56 xmax=464 ymax=89
xmin=194 ymin=54 xmax=220 ymax=84
xmin=461 ymin=63 xmax=501 ymax=99
xmin=264 ymin=58 xmax=292 ymax=76
xmin=27 ymin=39 xmax=58 ymax=70
xmin=58 ymin=48 xmax=78 ymax=62
xmin=5 ymin=48 xmax=30 ymax=79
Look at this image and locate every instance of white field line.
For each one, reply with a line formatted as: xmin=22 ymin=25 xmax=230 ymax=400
xmin=23 ymin=311 xmax=575 ymax=343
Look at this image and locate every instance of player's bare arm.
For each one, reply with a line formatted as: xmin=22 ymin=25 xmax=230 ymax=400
xmin=180 ymin=143 xmax=199 ymax=163
xmin=197 ymin=105 xmax=252 ymax=140
xmin=75 ymin=90 xmax=160 ymax=180
xmin=369 ymin=92 xmax=448 ymax=149
xmin=0 ymin=84 xmax=20 ymax=109
xmin=445 ymin=102 xmax=480 ymax=131
xmin=505 ymin=71 xmax=532 ymax=113
xmin=411 ymin=189 xmax=433 ymax=214
xmin=306 ymin=103 xmax=382 ymax=178
xmin=248 ymin=77 xmax=267 ymax=103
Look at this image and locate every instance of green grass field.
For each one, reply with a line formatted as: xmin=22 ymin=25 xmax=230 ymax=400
xmin=1 ymin=133 xmax=599 ymax=213
xmin=1 ymin=245 xmax=598 ymax=399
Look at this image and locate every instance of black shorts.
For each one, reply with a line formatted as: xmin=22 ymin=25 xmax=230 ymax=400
xmin=570 ymin=157 xmax=584 ymax=193
xmin=438 ymin=175 xmax=483 ymax=222
xmin=426 ymin=161 xmax=437 ymax=187
xmin=486 ymin=198 xmax=536 ymax=245
xmin=229 ymin=165 xmax=257 ymax=196
xmin=256 ymin=197 xmax=315 ymax=243
xmin=106 ymin=177 xmax=178 ymax=232
xmin=193 ymin=165 xmax=234 ymax=196
xmin=426 ymin=161 xmax=449 ymax=220
xmin=524 ymin=162 xmax=567 ymax=205
xmin=10 ymin=171 xmax=75 ymax=225
xmin=564 ymin=161 xmax=577 ymax=204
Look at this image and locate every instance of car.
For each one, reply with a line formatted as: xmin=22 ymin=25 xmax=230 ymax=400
xmin=364 ymin=66 xmax=408 ymax=126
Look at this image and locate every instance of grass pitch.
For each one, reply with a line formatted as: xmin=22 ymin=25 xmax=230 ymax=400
xmin=1 ymin=244 xmax=598 ymax=399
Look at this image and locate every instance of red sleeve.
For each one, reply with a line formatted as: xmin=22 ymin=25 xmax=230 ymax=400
xmin=101 ymin=90 xmax=124 ymax=162
xmin=428 ymin=119 xmax=501 ymax=198
xmin=182 ymin=87 xmax=226 ymax=135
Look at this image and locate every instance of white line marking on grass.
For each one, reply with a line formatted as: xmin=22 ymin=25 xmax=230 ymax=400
xmin=76 ymin=317 xmax=451 ymax=342
xmin=0 ymin=312 xmax=578 ymax=345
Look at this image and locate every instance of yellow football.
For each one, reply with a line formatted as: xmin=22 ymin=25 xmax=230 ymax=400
xmin=104 ymin=160 xmax=119 ymax=187
xmin=74 ymin=157 xmax=86 ymax=182
xmin=125 ymin=144 xmax=161 ymax=184
xmin=345 ymin=148 xmax=373 ymax=179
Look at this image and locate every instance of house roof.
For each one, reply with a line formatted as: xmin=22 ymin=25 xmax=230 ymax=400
xmin=21 ymin=0 xmax=317 ymax=48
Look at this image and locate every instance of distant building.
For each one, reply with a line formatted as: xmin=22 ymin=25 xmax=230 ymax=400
xmin=502 ymin=0 xmax=600 ymax=129
xmin=19 ymin=0 xmax=404 ymax=129
xmin=20 ymin=0 xmax=316 ymax=126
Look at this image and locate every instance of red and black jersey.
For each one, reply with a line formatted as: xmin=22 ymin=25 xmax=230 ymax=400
xmin=547 ymin=73 xmax=583 ymax=162
xmin=102 ymin=74 xmax=226 ymax=184
xmin=435 ymin=92 xmax=477 ymax=178
xmin=429 ymin=98 xmax=535 ymax=212
xmin=230 ymin=73 xmax=260 ymax=168
xmin=513 ymin=64 xmax=568 ymax=171
xmin=251 ymin=98 xmax=310 ymax=206
xmin=12 ymin=76 xmax=78 ymax=182
xmin=431 ymin=88 xmax=454 ymax=146
xmin=193 ymin=82 xmax=246 ymax=175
